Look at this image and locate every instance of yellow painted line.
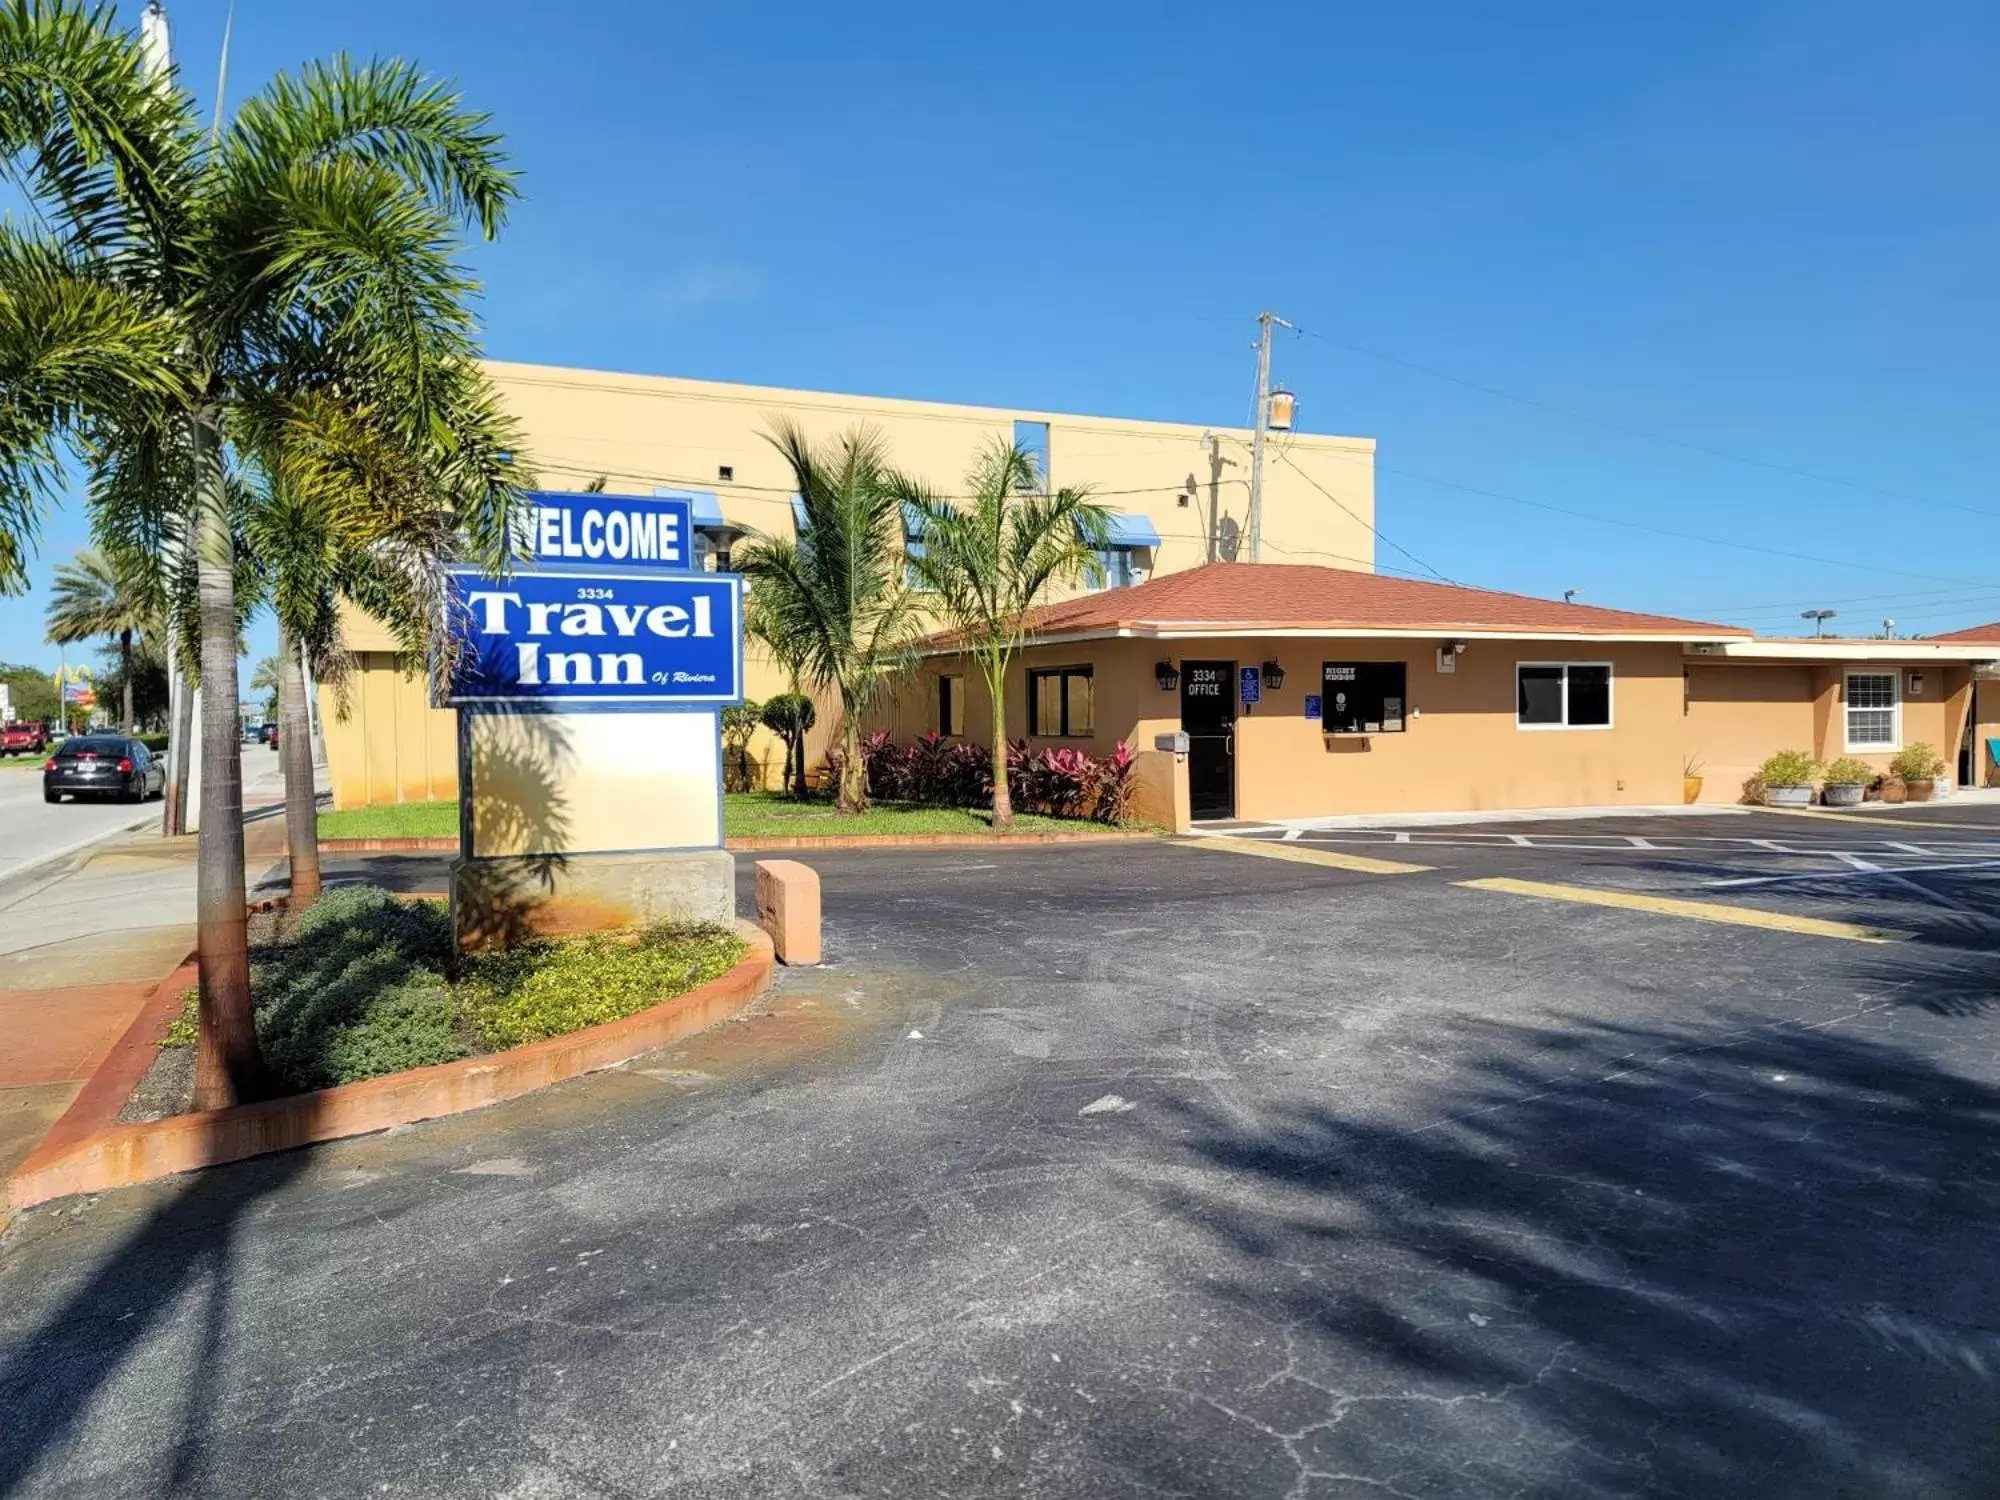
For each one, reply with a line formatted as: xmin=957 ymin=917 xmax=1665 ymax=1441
xmin=1457 ymin=875 xmax=1909 ymax=944
xmin=1185 ymin=835 xmax=1432 ymax=876
xmin=1756 ymin=805 xmax=1997 ymax=831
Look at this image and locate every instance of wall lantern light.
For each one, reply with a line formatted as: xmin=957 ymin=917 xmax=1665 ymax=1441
xmin=1155 ymin=660 xmax=1181 ymax=691
xmin=1261 ymin=659 xmax=1286 ymax=690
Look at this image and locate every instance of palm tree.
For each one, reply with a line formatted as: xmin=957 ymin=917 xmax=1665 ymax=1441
xmin=250 ymin=653 xmax=282 ymax=721
xmin=0 ymin=4 xmax=521 ymax=1107
xmin=902 ymin=440 xmax=1109 ymax=828
xmin=44 ymin=546 xmax=157 ymax=732
xmin=242 ymin=440 xmax=462 ymax=908
xmin=734 ymin=421 xmax=923 ymax=812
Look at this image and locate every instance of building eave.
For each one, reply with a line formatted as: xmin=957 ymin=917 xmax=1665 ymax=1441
xmin=1689 ymin=640 xmax=2000 ymax=664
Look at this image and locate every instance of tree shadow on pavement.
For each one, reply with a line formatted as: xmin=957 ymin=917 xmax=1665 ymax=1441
xmin=1141 ymin=1012 xmax=2000 ymax=1498
xmin=0 ymin=1148 xmax=313 ymax=1497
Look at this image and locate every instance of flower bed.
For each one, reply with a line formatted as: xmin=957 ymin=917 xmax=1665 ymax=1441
xmin=849 ymin=732 xmax=1136 ymax=823
xmin=139 ymin=884 xmax=744 ymax=1112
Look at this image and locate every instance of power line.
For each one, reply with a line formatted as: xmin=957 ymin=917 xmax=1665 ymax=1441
xmin=1285 ymin=322 xmax=2000 ymax=525
xmin=1270 ymin=447 xmax=1456 ymax=584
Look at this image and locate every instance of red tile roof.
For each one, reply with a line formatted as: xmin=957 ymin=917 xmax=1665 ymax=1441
xmin=968 ymin=562 xmax=1750 ymax=642
xmin=1929 ymin=621 xmax=2000 ymax=643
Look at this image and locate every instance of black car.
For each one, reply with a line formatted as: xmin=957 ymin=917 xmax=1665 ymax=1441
xmin=43 ymin=736 xmax=166 ymax=804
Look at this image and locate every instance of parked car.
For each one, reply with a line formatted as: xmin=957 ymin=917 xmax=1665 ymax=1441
xmin=258 ymin=722 xmax=277 ymax=745
xmin=1 ymin=721 xmax=48 ymax=756
xmin=43 ymin=736 xmax=167 ymax=804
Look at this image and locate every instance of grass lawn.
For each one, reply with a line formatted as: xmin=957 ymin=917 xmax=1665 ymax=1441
xmin=315 ymin=793 xmax=1140 ymax=842
xmin=725 ymin=790 xmax=1106 ymax=838
xmin=318 ymin=800 xmax=457 ymax=840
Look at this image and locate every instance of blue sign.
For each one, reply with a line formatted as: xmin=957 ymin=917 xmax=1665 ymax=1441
xmin=443 ymin=568 xmax=743 ymax=706
xmin=516 ymin=491 xmax=694 ymax=571
xmin=1240 ymin=666 xmax=1261 ymax=705
xmin=1304 ymin=693 xmax=1322 ymax=720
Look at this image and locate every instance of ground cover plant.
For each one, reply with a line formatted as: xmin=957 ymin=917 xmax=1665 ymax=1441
xmin=162 ymin=886 xmax=744 ymax=1095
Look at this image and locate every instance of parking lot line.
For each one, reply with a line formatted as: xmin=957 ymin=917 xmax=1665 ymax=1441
xmin=1457 ymin=875 xmax=1910 ymax=944
xmin=1185 ymin=835 xmax=1433 ymax=876
xmin=1756 ymin=805 xmax=1998 ymax=831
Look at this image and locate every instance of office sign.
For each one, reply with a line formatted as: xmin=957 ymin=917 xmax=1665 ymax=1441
xmin=1239 ymin=666 xmax=1261 ymax=705
xmin=515 ymin=491 xmax=694 ymax=571
xmin=443 ymin=567 xmax=743 ymax=706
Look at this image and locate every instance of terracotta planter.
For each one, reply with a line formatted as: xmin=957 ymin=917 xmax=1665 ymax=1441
xmin=1762 ymin=785 xmax=1814 ymax=809
xmin=1880 ymin=778 xmax=1908 ymax=804
xmin=1822 ymin=783 xmax=1866 ymax=807
xmin=1904 ymin=778 xmax=1935 ymax=803
xmin=1683 ymin=775 xmax=1704 ymax=805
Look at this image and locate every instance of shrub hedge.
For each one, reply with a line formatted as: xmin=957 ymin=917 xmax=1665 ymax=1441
xmin=851 ymin=732 xmax=1137 ymax=823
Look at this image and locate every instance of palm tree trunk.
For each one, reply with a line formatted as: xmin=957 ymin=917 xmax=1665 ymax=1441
xmin=985 ymin=660 xmax=1013 ymax=830
xmin=164 ymin=512 xmax=198 ymax=837
xmin=119 ymin=628 xmax=134 ymax=734
xmin=837 ymin=706 xmax=867 ymax=814
xmin=190 ymin=411 xmax=266 ymax=1109
xmin=277 ymin=628 xmax=321 ymax=906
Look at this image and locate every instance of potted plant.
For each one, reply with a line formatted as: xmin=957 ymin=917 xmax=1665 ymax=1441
xmin=1755 ymin=749 xmax=1819 ymax=808
xmin=1820 ymin=757 xmax=1874 ymax=808
xmin=1890 ymin=743 xmax=1944 ymax=803
xmin=1683 ymin=757 xmax=1704 ymax=805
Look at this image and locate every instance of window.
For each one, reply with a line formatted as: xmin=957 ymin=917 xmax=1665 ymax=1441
xmin=1093 ymin=547 xmax=1137 ymax=589
xmin=1322 ymin=662 xmax=1407 ymax=733
xmin=1517 ymin=663 xmax=1613 ymax=729
xmin=1013 ymin=419 xmax=1051 ymax=490
xmin=1028 ymin=666 xmax=1093 ymax=737
xmin=937 ymin=674 xmax=965 ymax=737
xmin=1845 ymin=669 xmax=1899 ymax=750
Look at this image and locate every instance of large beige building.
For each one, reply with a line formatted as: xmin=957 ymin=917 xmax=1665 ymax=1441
xmin=322 ymin=361 xmax=1380 ymax=808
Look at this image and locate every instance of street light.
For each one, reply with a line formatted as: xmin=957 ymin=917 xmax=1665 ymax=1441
xmin=1801 ymin=609 xmax=1837 ymax=638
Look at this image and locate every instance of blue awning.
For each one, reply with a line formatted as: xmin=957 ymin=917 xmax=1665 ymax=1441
xmin=654 ymin=487 xmax=729 ymax=528
xmin=1097 ymin=512 xmax=1161 ymax=549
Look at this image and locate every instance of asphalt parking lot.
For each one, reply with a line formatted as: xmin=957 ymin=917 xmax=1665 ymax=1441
xmin=5 ymin=818 xmax=1998 ymax=1497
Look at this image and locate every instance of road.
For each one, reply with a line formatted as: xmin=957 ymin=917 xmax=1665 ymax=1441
xmin=4 ymin=819 xmax=1998 ymax=1498
xmin=0 ymin=763 xmax=161 ymax=887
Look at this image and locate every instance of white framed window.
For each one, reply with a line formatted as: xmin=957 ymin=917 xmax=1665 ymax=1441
xmin=1517 ymin=662 xmax=1614 ymax=730
xmin=1844 ymin=668 xmax=1900 ymax=751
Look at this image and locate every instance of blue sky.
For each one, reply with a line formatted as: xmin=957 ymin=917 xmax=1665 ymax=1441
xmin=4 ymin=0 xmax=1998 ymax=674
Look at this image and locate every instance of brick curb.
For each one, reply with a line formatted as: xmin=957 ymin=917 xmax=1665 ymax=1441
xmin=319 ymin=830 xmax=1157 ymax=855
xmin=7 ymin=922 xmax=774 ymax=1211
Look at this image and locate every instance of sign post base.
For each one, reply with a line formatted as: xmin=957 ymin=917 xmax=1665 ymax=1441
xmin=451 ymin=849 xmax=736 ymax=952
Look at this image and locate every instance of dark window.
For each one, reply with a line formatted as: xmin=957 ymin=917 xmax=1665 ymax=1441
xmin=58 ymin=737 xmax=125 ymax=758
xmin=1321 ymin=662 xmax=1407 ymax=734
xmin=1518 ymin=663 xmax=1613 ymax=728
xmin=717 ymin=465 xmax=734 ymax=482
xmin=1028 ymin=667 xmax=1093 ymax=737
xmin=938 ymin=674 xmax=964 ymax=737
xmin=1518 ymin=666 xmax=1565 ymax=726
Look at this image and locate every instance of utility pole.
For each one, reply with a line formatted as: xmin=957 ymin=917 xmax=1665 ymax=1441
xmin=1245 ymin=311 xmax=1290 ymax=563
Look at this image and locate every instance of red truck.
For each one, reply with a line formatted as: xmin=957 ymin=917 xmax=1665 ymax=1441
xmin=1 ymin=721 xmax=49 ymax=756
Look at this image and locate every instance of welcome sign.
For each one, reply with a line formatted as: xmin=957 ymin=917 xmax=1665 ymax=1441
xmin=442 ymin=567 xmax=743 ymax=706
xmin=515 ymin=491 xmax=694 ymax=570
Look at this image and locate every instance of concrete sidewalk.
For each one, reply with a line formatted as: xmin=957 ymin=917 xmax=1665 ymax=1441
xmin=0 ymin=761 xmax=294 ymax=1185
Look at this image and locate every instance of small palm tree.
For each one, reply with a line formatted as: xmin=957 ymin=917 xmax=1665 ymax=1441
xmin=45 ymin=547 xmax=157 ymax=733
xmin=903 ymin=440 xmax=1109 ymax=828
xmin=250 ymin=653 xmax=283 ymax=721
xmin=734 ymin=421 xmax=923 ymax=812
xmin=0 ymin=5 xmax=522 ymax=1106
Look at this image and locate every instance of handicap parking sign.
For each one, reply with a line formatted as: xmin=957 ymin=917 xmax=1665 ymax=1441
xmin=1240 ymin=666 xmax=1261 ymax=704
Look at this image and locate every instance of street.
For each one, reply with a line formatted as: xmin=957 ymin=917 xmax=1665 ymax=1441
xmin=0 ymin=764 xmax=159 ymax=888
xmin=4 ymin=817 xmax=1999 ymax=1498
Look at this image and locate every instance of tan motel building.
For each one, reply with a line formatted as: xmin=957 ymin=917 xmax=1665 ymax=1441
xmin=322 ymin=361 xmax=2000 ymax=825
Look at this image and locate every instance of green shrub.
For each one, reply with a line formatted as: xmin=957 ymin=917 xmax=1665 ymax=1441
xmin=161 ymin=990 xmax=198 ymax=1048
xmin=1890 ymin=742 xmax=1944 ymax=781
xmin=1822 ymin=757 xmax=1876 ymax=786
xmin=136 ymin=732 xmax=170 ymax=753
xmin=461 ymin=921 xmax=746 ymax=1050
xmin=1756 ymin=749 xmax=1819 ymax=787
xmin=251 ymin=886 xmax=465 ymax=1090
